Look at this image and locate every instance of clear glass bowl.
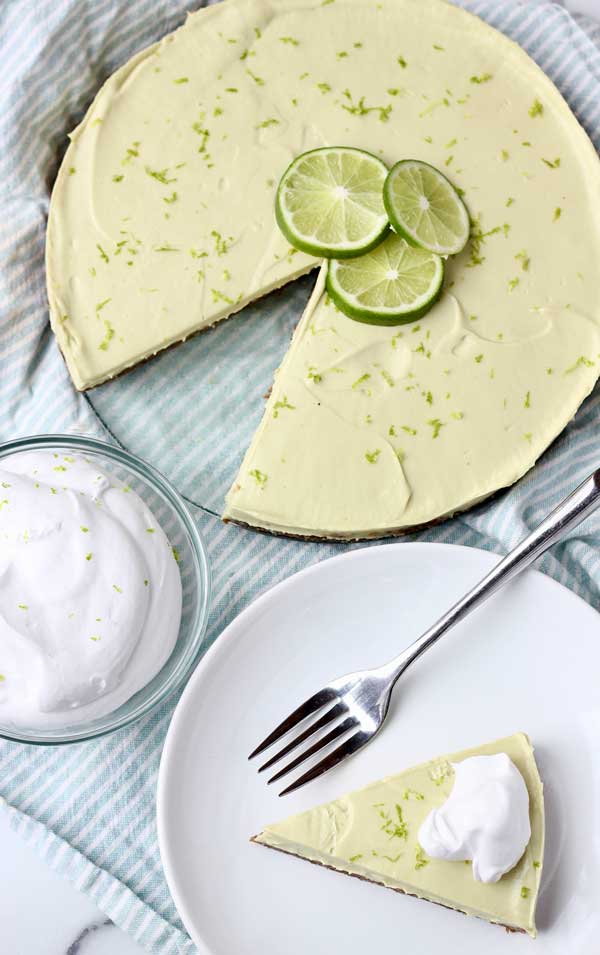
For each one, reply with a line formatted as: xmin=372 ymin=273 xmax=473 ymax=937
xmin=0 ymin=434 xmax=211 ymax=744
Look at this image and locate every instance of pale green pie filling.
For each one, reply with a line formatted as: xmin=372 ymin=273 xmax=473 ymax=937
xmin=253 ymin=732 xmax=545 ymax=937
xmin=47 ymin=0 xmax=600 ymax=538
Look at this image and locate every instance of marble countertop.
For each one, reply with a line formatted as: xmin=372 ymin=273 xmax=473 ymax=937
xmin=1 ymin=0 xmax=597 ymax=951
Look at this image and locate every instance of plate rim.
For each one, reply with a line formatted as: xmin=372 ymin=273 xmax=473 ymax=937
xmin=156 ymin=541 xmax=598 ymax=952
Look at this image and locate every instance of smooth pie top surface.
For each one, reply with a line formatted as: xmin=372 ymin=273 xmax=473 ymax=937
xmin=48 ymin=0 xmax=600 ymax=536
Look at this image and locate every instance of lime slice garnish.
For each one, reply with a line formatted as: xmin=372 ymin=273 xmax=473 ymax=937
xmin=326 ymin=232 xmax=444 ymax=325
xmin=276 ymin=147 xmax=389 ymax=258
xmin=383 ymin=159 xmax=469 ymax=255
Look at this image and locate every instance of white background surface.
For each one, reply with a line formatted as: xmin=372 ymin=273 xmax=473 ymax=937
xmin=1 ymin=0 xmax=598 ymax=953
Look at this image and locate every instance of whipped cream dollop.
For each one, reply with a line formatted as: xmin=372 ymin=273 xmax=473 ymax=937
xmin=0 ymin=451 xmax=182 ymax=728
xmin=418 ymin=753 xmax=531 ymax=883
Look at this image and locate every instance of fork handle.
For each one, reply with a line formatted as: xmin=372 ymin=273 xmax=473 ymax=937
xmin=385 ymin=467 xmax=600 ymax=681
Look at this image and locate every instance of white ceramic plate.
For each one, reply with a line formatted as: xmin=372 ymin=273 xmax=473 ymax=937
xmin=157 ymin=543 xmax=600 ymax=954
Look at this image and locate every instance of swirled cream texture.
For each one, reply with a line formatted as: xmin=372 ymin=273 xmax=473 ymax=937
xmin=0 ymin=451 xmax=182 ymax=728
xmin=418 ymin=753 xmax=531 ymax=883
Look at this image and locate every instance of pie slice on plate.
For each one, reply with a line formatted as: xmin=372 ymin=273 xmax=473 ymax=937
xmin=253 ymin=732 xmax=545 ymax=937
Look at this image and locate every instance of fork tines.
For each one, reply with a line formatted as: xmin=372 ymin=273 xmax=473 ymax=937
xmin=249 ymin=687 xmax=365 ymax=795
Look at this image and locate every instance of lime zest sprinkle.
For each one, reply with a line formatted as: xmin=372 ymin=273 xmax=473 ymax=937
xmin=365 ymin=449 xmax=381 ymax=463
xmin=450 ymin=411 xmax=464 ymax=420
xmin=211 ymin=288 xmax=235 ymax=306
xmin=529 ymin=99 xmax=543 ymax=117
xmin=501 ymin=149 xmax=510 ymax=161
xmin=424 ymin=390 xmax=433 ymax=405
xmin=0 ymin=675 xmax=5 ymax=682
xmin=418 ymin=98 xmax=450 ymax=118
xmin=377 ymin=803 xmax=408 ymax=840
xmin=246 ymin=68 xmax=265 ymax=85
xmin=388 ymin=425 xmax=396 ymax=437
xmin=99 ymin=320 xmax=115 ymax=351
xmin=432 ymin=44 xmax=445 ymax=51
xmin=163 ymin=191 xmax=178 ymax=204
xmin=427 ymin=418 xmax=444 ymax=438
xmin=515 ymin=250 xmax=530 ymax=271
xmin=383 ymin=853 xmax=403 ymax=863
xmin=249 ymin=469 xmax=268 ymax=488
xmin=172 ymin=547 xmax=181 ymax=563
xmin=273 ymin=395 xmax=296 ymax=418
xmin=508 ymin=277 xmax=520 ymax=292
xmin=415 ymin=846 xmax=429 ymax=870
xmin=173 ymin=76 xmax=189 ymax=84
xmin=256 ymin=117 xmax=280 ymax=129
xmin=533 ymin=861 xmax=541 ymax=869
xmin=96 ymin=298 xmax=111 ymax=313
xmin=144 ymin=579 xmax=149 ymax=586
xmin=349 ymin=853 xmax=363 ymax=862
xmin=224 ymin=87 xmax=238 ymax=93
xmin=280 ymin=36 xmax=299 ymax=45
xmin=18 ymin=604 xmax=28 ymax=610
xmin=542 ymin=156 xmax=561 ymax=169
xmin=381 ymin=369 xmax=395 ymax=388
xmin=524 ymin=390 xmax=531 ymax=408
xmin=153 ymin=243 xmax=180 ymax=253
xmin=506 ymin=197 xmax=515 ymax=207
xmin=112 ymin=174 xmax=124 ymax=183
xmin=112 ymin=584 xmax=123 ymax=593
xmin=470 ymin=72 xmax=492 ymax=84
xmin=352 ymin=373 xmax=371 ymax=390
xmin=565 ymin=355 xmax=594 ymax=374
xmin=211 ymin=230 xmax=234 ymax=256
xmin=86 ymin=553 xmax=92 ymax=561
xmin=474 ymin=354 xmax=484 ymax=363
xmin=146 ymin=527 xmax=155 ymax=534
xmin=401 ymin=425 xmax=417 ymax=436
xmin=145 ymin=166 xmax=176 ymax=184
xmin=96 ymin=244 xmax=109 ymax=263
xmin=90 ymin=636 xmax=101 ymax=642
xmin=307 ymin=367 xmax=322 ymax=384
xmin=403 ymin=788 xmax=425 ymax=800
xmin=317 ymin=82 xmax=331 ymax=94
xmin=523 ymin=432 xmax=533 ymax=443
xmin=521 ymin=886 xmax=530 ymax=899
xmin=341 ymin=88 xmax=392 ymax=122
xmin=397 ymin=55 xmax=407 ymax=68
xmin=553 ymin=207 xmax=562 ymax=221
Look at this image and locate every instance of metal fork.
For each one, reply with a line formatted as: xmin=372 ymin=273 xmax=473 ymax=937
xmin=249 ymin=467 xmax=600 ymax=796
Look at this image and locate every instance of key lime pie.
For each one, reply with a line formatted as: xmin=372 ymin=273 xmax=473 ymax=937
xmin=47 ymin=0 xmax=600 ymax=538
xmin=253 ymin=733 xmax=545 ymax=936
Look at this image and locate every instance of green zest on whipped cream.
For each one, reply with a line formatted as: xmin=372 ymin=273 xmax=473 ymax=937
xmin=0 ymin=452 xmax=182 ymax=728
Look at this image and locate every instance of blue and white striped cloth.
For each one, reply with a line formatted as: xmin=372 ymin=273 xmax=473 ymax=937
xmin=0 ymin=1 xmax=599 ymax=951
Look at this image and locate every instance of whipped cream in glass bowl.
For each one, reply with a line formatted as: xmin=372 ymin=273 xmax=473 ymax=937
xmin=0 ymin=435 xmax=210 ymax=744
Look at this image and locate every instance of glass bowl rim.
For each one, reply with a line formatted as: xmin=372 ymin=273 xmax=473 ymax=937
xmin=0 ymin=432 xmax=211 ymax=745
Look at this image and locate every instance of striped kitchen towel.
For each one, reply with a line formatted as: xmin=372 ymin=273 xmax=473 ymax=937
xmin=0 ymin=1 xmax=599 ymax=952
